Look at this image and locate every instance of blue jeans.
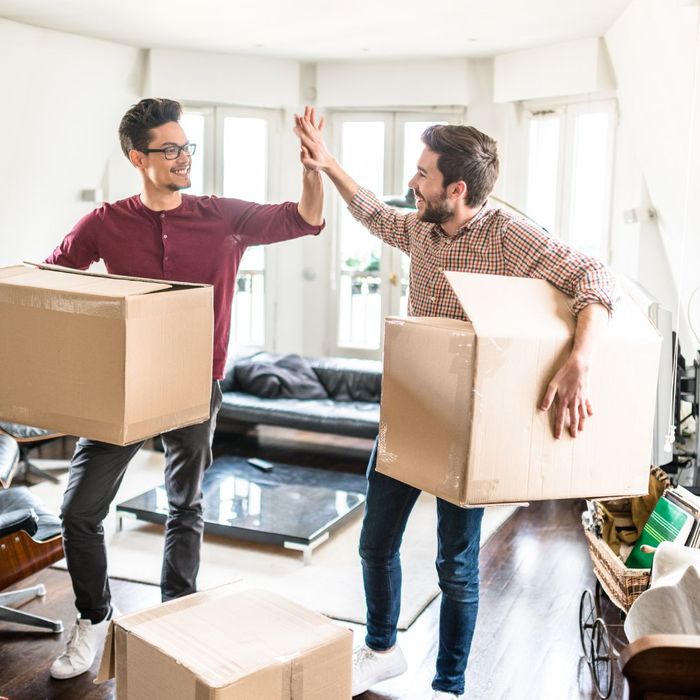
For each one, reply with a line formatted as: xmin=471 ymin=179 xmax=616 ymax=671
xmin=359 ymin=439 xmax=484 ymax=695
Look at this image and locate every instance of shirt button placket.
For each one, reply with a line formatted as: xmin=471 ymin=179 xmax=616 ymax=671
xmin=161 ymin=213 xmax=169 ymax=269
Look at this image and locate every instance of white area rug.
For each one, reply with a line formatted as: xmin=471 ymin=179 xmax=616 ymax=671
xmin=32 ymin=452 xmax=516 ymax=629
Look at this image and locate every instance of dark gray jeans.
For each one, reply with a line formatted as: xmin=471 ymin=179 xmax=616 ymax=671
xmin=60 ymin=382 xmax=222 ymax=622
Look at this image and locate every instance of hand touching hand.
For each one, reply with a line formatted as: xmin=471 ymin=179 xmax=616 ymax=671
xmin=294 ymin=106 xmax=334 ymax=172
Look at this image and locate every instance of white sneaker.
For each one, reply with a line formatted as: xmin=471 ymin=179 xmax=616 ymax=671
xmin=351 ymin=644 xmax=408 ymax=696
xmin=432 ymin=692 xmax=461 ymax=699
xmin=50 ymin=605 xmax=120 ymax=680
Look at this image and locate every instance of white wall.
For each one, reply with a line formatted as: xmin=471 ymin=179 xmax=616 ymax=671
xmin=316 ymin=58 xmax=470 ymax=107
xmin=494 ymin=38 xmax=615 ymax=103
xmin=147 ymin=49 xmax=300 ymax=107
xmin=0 ymin=18 xmax=143 ymax=266
xmin=605 ymin=0 xmax=700 ymax=355
xmin=5 ymin=14 xmax=684 ymax=361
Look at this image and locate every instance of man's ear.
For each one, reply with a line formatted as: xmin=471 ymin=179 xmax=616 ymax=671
xmin=128 ymin=149 xmax=145 ymax=169
xmin=448 ymin=180 xmax=467 ymax=202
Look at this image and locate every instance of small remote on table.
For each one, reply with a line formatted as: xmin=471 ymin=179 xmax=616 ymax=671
xmin=247 ymin=458 xmax=274 ymax=472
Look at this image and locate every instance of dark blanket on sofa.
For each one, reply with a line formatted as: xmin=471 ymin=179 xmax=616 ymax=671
xmin=233 ymin=353 xmax=330 ymax=399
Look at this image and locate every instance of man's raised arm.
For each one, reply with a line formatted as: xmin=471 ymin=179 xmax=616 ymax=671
xmin=294 ymin=107 xmax=412 ymax=255
xmin=296 ymin=106 xmax=325 ymax=226
xmin=294 ymin=108 xmax=360 ymax=205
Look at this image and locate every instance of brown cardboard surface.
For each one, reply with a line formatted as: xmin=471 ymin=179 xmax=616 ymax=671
xmin=4 ymin=265 xmax=171 ymax=297
xmin=378 ymin=317 xmax=476 ymax=505
xmin=97 ymin=583 xmax=352 ymax=700
xmin=378 ymin=272 xmax=662 ymax=506
xmin=31 ymin=261 xmax=209 ymax=288
xmin=0 ymin=264 xmax=213 ymax=445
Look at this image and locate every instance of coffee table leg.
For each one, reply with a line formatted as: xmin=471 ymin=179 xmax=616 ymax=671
xmin=283 ymin=531 xmax=330 ymax=565
xmin=116 ymin=510 xmax=138 ymax=532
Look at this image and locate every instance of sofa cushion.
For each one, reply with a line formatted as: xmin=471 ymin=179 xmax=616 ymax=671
xmin=311 ymin=358 xmax=382 ymax=402
xmin=219 ymin=393 xmax=379 ymax=439
xmin=0 ymin=487 xmax=62 ymax=541
xmin=232 ymin=353 xmax=330 ymax=400
xmin=0 ymin=508 xmax=38 ymax=539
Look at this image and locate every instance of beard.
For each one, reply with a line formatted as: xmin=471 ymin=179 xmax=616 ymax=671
xmin=166 ymin=178 xmax=191 ymax=192
xmin=415 ymin=191 xmax=453 ymax=224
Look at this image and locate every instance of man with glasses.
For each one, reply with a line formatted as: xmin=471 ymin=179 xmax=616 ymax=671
xmin=44 ymin=98 xmax=324 ymax=680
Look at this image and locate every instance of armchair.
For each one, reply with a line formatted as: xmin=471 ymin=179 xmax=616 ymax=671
xmin=0 ymin=421 xmax=65 ymax=485
xmin=620 ymin=633 xmax=700 ymax=699
xmin=0 ymin=432 xmax=64 ymax=633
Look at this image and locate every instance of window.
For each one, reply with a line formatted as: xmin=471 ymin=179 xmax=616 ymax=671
xmin=222 ymin=116 xmax=268 ymax=348
xmin=526 ymin=100 xmax=616 ymax=260
xmin=182 ymin=106 xmax=280 ymax=350
xmin=568 ymin=110 xmax=615 ymax=256
xmin=331 ymin=111 xmax=455 ymax=358
xmin=337 ymin=120 xmax=386 ymax=350
xmin=526 ymin=112 xmax=561 ymax=235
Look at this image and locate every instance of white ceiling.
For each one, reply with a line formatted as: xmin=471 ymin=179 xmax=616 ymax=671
xmin=0 ymin=0 xmax=632 ymax=60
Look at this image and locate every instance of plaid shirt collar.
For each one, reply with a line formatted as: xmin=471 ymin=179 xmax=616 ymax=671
xmin=430 ymin=202 xmax=491 ymax=241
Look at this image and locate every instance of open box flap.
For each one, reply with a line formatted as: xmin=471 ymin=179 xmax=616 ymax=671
xmin=444 ymin=271 xmax=575 ymax=339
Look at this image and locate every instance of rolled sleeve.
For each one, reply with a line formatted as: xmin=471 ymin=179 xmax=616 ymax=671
xmin=503 ymin=218 xmax=618 ymax=318
xmin=570 ymin=267 xmax=618 ymax=318
xmin=348 ymin=187 xmax=412 ymax=255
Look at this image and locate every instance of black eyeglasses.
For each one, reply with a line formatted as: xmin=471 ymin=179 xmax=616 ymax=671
xmin=142 ymin=143 xmax=197 ymax=160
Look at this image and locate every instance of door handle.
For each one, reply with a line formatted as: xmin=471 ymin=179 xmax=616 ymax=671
xmin=388 ymin=272 xmax=398 ymax=286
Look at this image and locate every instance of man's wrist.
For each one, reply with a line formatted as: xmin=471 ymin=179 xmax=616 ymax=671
xmin=322 ymin=158 xmax=341 ymax=176
xmin=568 ymin=350 xmax=591 ymax=371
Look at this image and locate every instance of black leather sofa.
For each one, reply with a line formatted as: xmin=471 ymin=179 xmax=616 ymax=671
xmin=217 ymin=354 xmax=382 ymax=439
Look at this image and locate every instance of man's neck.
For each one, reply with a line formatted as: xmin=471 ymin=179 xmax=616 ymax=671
xmin=440 ymin=203 xmax=483 ymax=238
xmin=139 ymin=188 xmax=183 ymax=212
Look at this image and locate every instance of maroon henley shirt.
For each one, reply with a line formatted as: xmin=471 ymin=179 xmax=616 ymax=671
xmin=45 ymin=194 xmax=323 ymax=379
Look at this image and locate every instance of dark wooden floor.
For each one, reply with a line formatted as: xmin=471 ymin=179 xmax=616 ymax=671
xmin=0 ymin=430 xmax=630 ymax=700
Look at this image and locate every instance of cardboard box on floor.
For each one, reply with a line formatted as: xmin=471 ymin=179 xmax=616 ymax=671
xmin=0 ymin=263 xmax=213 ymax=445
xmin=96 ymin=584 xmax=352 ymax=700
xmin=377 ymin=272 xmax=662 ymax=506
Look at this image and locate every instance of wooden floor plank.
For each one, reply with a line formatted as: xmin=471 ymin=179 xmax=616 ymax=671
xmin=1 ymin=434 xmax=630 ymax=699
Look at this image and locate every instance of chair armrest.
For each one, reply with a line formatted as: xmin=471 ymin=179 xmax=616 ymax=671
xmin=0 ymin=508 xmax=38 ymax=539
xmin=0 ymin=530 xmax=64 ymax=589
xmin=620 ymin=634 xmax=700 ymax=698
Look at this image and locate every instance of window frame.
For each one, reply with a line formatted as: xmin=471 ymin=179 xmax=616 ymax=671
xmin=524 ymin=96 xmax=618 ymax=262
xmin=327 ymin=108 xmax=465 ymax=359
xmin=182 ymin=103 xmax=283 ymax=352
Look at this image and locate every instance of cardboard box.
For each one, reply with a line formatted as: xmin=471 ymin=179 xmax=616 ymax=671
xmin=0 ymin=263 xmax=213 ymax=445
xmin=96 ymin=584 xmax=352 ymax=700
xmin=377 ymin=272 xmax=662 ymax=506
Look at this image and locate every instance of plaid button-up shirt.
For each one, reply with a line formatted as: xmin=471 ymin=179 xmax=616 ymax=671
xmin=348 ymin=187 xmax=616 ymax=319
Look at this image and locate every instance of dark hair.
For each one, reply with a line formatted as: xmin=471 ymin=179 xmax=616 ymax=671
xmin=118 ymin=98 xmax=183 ymax=158
xmin=421 ymin=125 xmax=499 ymax=207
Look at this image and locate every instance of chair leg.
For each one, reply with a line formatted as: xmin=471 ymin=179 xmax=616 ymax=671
xmin=0 ymin=584 xmax=47 ymax=606
xmin=23 ymin=459 xmax=60 ymax=484
xmin=0 ymin=605 xmax=64 ymax=633
xmin=0 ymin=585 xmax=64 ymax=633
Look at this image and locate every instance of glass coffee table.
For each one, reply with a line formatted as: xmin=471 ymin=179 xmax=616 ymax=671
xmin=116 ymin=456 xmax=367 ymax=563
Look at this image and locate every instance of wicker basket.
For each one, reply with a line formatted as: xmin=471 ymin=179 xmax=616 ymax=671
xmin=584 ymin=527 xmax=650 ymax=612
